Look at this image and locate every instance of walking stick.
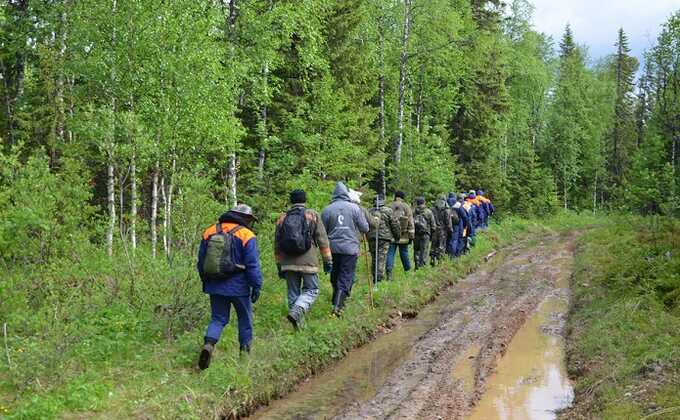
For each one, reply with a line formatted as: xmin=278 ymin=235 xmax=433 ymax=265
xmin=363 ymin=236 xmax=374 ymax=309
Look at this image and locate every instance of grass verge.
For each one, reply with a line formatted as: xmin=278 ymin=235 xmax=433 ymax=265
xmin=563 ymin=215 xmax=680 ymax=419
xmin=0 ymin=215 xmax=549 ymax=419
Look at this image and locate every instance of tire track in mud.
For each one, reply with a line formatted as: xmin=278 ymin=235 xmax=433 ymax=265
xmin=337 ymin=231 xmax=579 ymax=420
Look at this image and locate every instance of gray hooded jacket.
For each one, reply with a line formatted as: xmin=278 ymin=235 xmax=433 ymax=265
xmin=321 ymin=182 xmax=370 ymax=255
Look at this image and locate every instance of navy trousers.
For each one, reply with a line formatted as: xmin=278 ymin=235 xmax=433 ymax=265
xmin=330 ymin=253 xmax=358 ymax=306
xmin=204 ymin=294 xmax=253 ymax=347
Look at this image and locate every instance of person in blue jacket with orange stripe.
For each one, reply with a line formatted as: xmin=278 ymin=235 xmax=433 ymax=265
xmin=196 ymin=204 xmax=264 ymax=370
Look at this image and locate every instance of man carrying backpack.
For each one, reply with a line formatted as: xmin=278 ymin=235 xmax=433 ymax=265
xmin=196 ymin=204 xmax=263 ymax=370
xmin=431 ymin=194 xmax=452 ymax=266
xmin=413 ymin=197 xmax=437 ymax=269
xmin=386 ymin=191 xmax=415 ymax=279
xmin=452 ymin=193 xmax=469 ymax=257
xmin=275 ymin=189 xmax=332 ymax=330
xmin=368 ymin=194 xmax=401 ymax=284
xmin=321 ymin=182 xmax=370 ymax=315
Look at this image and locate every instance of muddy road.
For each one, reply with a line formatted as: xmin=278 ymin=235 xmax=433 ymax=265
xmin=251 ymin=231 xmax=578 ymax=420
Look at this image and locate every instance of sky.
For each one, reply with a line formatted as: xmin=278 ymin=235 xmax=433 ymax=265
xmin=530 ymin=0 xmax=679 ymax=68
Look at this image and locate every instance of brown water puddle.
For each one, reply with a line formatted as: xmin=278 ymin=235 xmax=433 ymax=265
xmin=468 ymin=295 xmax=573 ymax=420
xmin=250 ymin=302 xmax=450 ymax=419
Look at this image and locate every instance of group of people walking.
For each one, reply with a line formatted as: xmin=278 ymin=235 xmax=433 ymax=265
xmin=195 ymin=182 xmax=494 ymax=370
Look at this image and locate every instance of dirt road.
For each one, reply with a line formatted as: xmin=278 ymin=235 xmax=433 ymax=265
xmin=252 ymin=231 xmax=578 ymax=420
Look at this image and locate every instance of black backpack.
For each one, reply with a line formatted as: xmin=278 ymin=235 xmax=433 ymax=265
xmin=202 ymin=224 xmax=246 ymax=280
xmin=276 ymin=207 xmax=313 ymax=256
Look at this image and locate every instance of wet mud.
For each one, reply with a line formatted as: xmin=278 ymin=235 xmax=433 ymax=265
xmin=249 ymin=232 xmax=578 ymax=420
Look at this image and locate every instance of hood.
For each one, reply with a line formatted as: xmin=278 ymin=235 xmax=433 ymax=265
xmin=331 ymin=182 xmax=351 ymax=202
xmin=453 ymin=202 xmax=462 ymax=209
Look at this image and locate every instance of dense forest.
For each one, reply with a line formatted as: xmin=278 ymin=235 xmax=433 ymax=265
xmin=0 ymin=0 xmax=679 ymax=418
xmin=1 ymin=0 xmax=678 ymax=264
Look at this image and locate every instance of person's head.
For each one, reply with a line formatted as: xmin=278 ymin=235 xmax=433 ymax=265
xmin=230 ymin=203 xmax=257 ymax=228
xmin=458 ymin=193 xmax=466 ymax=202
xmin=468 ymin=190 xmax=476 ymax=199
xmin=477 ymin=189 xmax=484 ymax=196
xmin=415 ymin=196 xmax=425 ymax=206
xmin=447 ymin=192 xmax=456 ymax=199
xmin=394 ymin=191 xmax=405 ymax=200
xmin=290 ymin=189 xmax=307 ymax=205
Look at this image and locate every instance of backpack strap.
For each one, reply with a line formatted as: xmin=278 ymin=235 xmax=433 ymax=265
xmin=226 ymin=225 xmax=243 ymax=235
xmin=215 ymin=223 xmax=223 ymax=234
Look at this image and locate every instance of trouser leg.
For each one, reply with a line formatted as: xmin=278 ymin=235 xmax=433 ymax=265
xmin=399 ymin=243 xmax=411 ymax=272
xmin=333 ymin=254 xmax=357 ymax=310
xmin=330 ymin=254 xmax=341 ymax=304
xmin=386 ymin=243 xmax=397 ymax=277
xmin=205 ymin=294 xmax=231 ymax=344
xmin=295 ymin=273 xmax=320 ymax=313
xmin=284 ymin=271 xmax=302 ymax=311
xmin=230 ymin=296 xmax=253 ymax=347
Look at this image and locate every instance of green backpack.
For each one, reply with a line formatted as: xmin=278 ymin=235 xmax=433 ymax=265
xmin=202 ymin=224 xmax=246 ymax=280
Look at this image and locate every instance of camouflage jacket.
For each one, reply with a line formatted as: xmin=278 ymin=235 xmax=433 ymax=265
xmin=367 ymin=204 xmax=401 ymax=242
xmin=432 ymin=199 xmax=453 ymax=233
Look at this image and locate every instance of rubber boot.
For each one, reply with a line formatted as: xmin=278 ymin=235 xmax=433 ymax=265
xmin=332 ymin=291 xmax=347 ymax=316
xmin=198 ymin=342 xmax=214 ymax=370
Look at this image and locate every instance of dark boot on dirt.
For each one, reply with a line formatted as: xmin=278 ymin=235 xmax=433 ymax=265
xmin=198 ymin=342 xmax=214 ymax=370
xmin=287 ymin=305 xmax=304 ymax=331
xmin=332 ymin=291 xmax=347 ymax=316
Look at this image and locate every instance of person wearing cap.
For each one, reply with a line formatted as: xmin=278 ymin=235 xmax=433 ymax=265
xmin=386 ymin=191 xmax=415 ymax=279
xmin=470 ymin=190 xmax=486 ymax=230
xmin=431 ymin=194 xmax=453 ymax=265
xmin=413 ymin=196 xmax=437 ymax=269
xmin=476 ymin=190 xmax=494 ymax=227
xmin=367 ymin=194 xmax=401 ymax=284
xmin=196 ymin=204 xmax=263 ymax=369
xmin=321 ymin=182 xmax=370 ymax=315
xmin=275 ymin=189 xmax=332 ymax=330
xmin=463 ymin=192 xmax=478 ymax=248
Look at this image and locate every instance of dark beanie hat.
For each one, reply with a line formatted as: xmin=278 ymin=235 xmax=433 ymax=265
xmin=395 ymin=191 xmax=405 ymax=199
xmin=290 ymin=189 xmax=307 ymax=204
xmin=415 ymin=196 xmax=425 ymax=205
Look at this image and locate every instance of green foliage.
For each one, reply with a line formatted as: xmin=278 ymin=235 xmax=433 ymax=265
xmin=0 ymin=147 xmax=94 ymax=264
xmin=565 ymin=215 xmax=680 ymax=418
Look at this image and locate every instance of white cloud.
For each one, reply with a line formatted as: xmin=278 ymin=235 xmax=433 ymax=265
xmin=530 ymin=0 xmax=678 ymax=64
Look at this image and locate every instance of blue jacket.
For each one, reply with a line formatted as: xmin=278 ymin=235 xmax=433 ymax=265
xmin=197 ymin=212 xmax=264 ymax=297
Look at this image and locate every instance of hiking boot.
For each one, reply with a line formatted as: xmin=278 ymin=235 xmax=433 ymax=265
xmin=198 ymin=343 xmax=214 ymax=370
xmin=287 ymin=305 xmax=304 ymax=331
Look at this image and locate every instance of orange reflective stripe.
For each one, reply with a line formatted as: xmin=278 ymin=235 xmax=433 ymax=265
xmin=203 ymin=222 xmax=255 ymax=245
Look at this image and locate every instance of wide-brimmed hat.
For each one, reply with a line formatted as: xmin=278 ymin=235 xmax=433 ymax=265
xmin=230 ymin=203 xmax=257 ymax=221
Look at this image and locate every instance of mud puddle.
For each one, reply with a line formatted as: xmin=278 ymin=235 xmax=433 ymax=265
xmin=250 ymin=232 xmax=578 ymax=420
xmin=250 ymin=291 xmax=457 ymax=419
xmin=468 ymin=268 xmax=573 ymax=419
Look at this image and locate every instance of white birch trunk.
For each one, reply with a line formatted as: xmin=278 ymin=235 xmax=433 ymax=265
xmin=165 ymin=157 xmax=176 ymax=259
xmin=107 ymin=157 xmax=115 ymax=257
xmin=130 ymin=151 xmax=137 ymax=252
xmin=151 ymin=160 xmax=159 ymax=258
xmin=394 ymin=0 xmax=413 ymax=165
xmin=228 ymin=153 xmax=237 ymax=208
xmin=161 ymin=175 xmax=167 ymax=255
